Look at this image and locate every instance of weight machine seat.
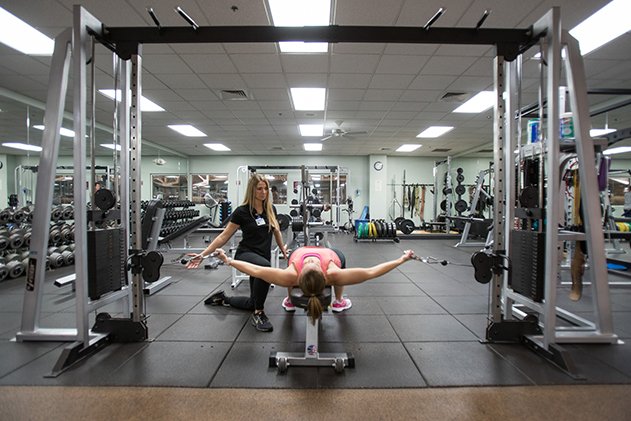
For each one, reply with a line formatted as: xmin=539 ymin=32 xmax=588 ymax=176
xmin=269 ymin=286 xmax=355 ymax=374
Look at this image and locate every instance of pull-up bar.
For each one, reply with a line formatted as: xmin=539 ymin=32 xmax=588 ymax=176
xmin=99 ymin=25 xmax=536 ymax=60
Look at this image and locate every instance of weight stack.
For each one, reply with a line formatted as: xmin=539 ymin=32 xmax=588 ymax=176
xmin=508 ymin=230 xmax=545 ymax=302
xmin=87 ymin=228 xmax=126 ymax=300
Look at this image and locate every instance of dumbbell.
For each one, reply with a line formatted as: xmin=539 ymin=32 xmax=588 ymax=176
xmin=0 ymin=207 xmax=12 ymax=223
xmin=48 ymin=251 xmax=65 ymax=269
xmin=0 ymin=262 xmax=8 ymax=281
xmin=8 ymin=230 xmax=25 ymax=250
xmin=61 ymin=250 xmax=75 ymax=266
xmin=0 ymin=232 xmax=8 ymax=251
xmin=5 ymin=253 xmax=25 ymax=278
xmin=62 ymin=205 xmax=74 ymax=220
xmin=51 ymin=206 xmax=63 ymax=221
xmin=61 ymin=225 xmax=72 ymax=243
xmin=13 ymin=207 xmax=28 ymax=223
xmin=49 ymin=226 xmax=62 ymax=244
xmin=22 ymin=230 xmax=31 ymax=247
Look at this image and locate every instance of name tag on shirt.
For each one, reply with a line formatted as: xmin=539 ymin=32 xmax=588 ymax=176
xmin=255 ymin=216 xmax=266 ymax=226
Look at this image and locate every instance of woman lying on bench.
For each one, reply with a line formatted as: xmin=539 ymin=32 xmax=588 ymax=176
xmin=213 ymin=246 xmax=415 ymax=323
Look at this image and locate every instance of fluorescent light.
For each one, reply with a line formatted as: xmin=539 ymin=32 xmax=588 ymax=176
xmin=453 ymin=91 xmax=495 ymax=113
xmin=269 ymin=0 xmax=331 ymax=26
xmin=168 ymin=124 xmax=207 ymax=137
xmin=291 ymin=88 xmax=325 ymax=111
xmin=603 ymin=146 xmax=631 ymax=156
xmin=100 ymin=143 xmax=122 ymax=151
xmin=269 ymin=0 xmax=331 ymax=53
xmin=204 ymin=143 xmax=231 ymax=151
xmin=396 ymin=144 xmax=422 ymax=152
xmin=99 ymin=89 xmax=165 ymax=112
xmin=590 ymin=128 xmax=616 ymax=137
xmin=299 ymin=124 xmax=324 ymax=136
xmin=2 ymin=142 xmax=42 ymax=152
xmin=304 ymin=143 xmax=323 ymax=151
xmin=33 ymin=124 xmax=75 ymax=138
xmin=417 ymin=126 xmax=454 ymax=138
xmin=570 ymin=0 xmax=631 ymax=56
xmin=0 ymin=7 xmax=54 ymax=55
xmin=279 ymin=42 xmax=328 ymax=53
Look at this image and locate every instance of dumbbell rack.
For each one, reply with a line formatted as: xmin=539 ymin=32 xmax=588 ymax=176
xmin=0 ymin=205 xmax=76 ymax=283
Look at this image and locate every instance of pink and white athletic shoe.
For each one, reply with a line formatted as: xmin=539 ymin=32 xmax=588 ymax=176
xmin=331 ymin=297 xmax=352 ymax=312
xmin=281 ymin=296 xmax=296 ymax=312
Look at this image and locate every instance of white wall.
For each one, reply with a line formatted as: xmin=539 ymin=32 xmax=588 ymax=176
xmin=2 ymin=153 xmax=628 ymax=224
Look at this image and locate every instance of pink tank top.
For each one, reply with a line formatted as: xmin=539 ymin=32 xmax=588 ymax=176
xmin=288 ymin=247 xmax=341 ymax=275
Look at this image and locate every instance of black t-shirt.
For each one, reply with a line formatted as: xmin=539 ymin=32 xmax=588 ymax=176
xmin=230 ymin=204 xmax=277 ymax=259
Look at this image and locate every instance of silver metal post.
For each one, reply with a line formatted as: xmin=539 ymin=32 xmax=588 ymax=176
xmin=18 ymin=28 xmax=72 ymax=339
xmin=490 ymin=55 xmax=506 ymax=323
xmin=130 ymin=49 xmax=145 ymax=322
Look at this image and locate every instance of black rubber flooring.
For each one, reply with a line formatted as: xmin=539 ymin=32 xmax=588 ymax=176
xmin=0 ymin=234 xmax=630 ymax=388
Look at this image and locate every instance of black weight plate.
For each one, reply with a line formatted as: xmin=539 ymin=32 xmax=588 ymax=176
xmin=94 ymin=188 xmax=116 ymax=211
xmin=456 ymin=167 xmax=464 ymax=174
xmin=394 ymin=217 xmax=404 ymax=230
xmin=455 ymin=184 xmax=466 ymax=195
xmin=400 ymin=219 xmax=415 ymax=235
xmin=471 ymin=251 xmax=492 ymax=284
xmin=291 ymin=199 xmax=298 ymax=205
xmin=456 ymin=174 xmax=465 ymax=183
xmin=289 ymin=209 xmax=298 ymax=217
xmin=455 ymin=199 xmax=468 ymax=213
xmin=519 ymin=186 xmax=538 ymax=208
xmin=277 ymin=214 xmax=291 ymax=231
xmin=375 ymin=221 xmax=382 ymax=237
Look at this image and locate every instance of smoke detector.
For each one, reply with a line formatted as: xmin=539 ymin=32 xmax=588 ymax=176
xmin=153 ymin=158 xmax=167 ymax=166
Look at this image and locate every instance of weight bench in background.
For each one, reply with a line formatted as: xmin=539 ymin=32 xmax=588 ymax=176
xmin=269 ymin=287 xmax=354 ymax=373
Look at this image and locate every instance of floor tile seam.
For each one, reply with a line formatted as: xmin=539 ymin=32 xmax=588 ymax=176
xmin=483 ymin=343 xmax=539 ymax=385
xmin=0 ymin=342 xmax=66 ymax=381
xmin=205 ymin=314 xmax=250 ymax=387
xmin=382 ymin=313 xmax=429 ymax=384
xmin=569 ymin=343 xmax=631 ymax=381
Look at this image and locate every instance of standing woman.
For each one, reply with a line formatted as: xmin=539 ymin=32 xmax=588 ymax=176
xmin=186 ymin=174 xmax=288 ymax=332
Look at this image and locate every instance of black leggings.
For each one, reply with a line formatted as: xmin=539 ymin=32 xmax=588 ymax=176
xmin=224 ymin=250 xmax=271 ymax=312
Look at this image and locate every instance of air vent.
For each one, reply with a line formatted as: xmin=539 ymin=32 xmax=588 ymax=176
xmin=380 ymin=147 xmax=392 ymax=151
xmin=270 ymin=146 xmax=284 ymax=151
xmin=478 ymin=149 xmax=494 ymax=153
xmin=432 ymin=148 xmax=452 ymax=152
xmin=440 ymin=92 xmax=468 ymax=102
xmin=220 ymin=89 xmax=249 ymax=100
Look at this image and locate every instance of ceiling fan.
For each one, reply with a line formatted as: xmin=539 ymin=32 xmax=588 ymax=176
xmin=320 ymin=121 xmax=367 ymax=141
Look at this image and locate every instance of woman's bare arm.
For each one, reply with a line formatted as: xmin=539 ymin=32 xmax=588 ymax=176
xmin=214 ymin=249 xmax=297 ymax=287
xmin=327 ymin=250 xmax=415 ymax=286
xmin=273 ymin=227 xmax=288 ymax=260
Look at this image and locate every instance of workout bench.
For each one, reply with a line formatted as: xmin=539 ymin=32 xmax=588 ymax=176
xmin=269 ymin=286 xmax=355 ymax=373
